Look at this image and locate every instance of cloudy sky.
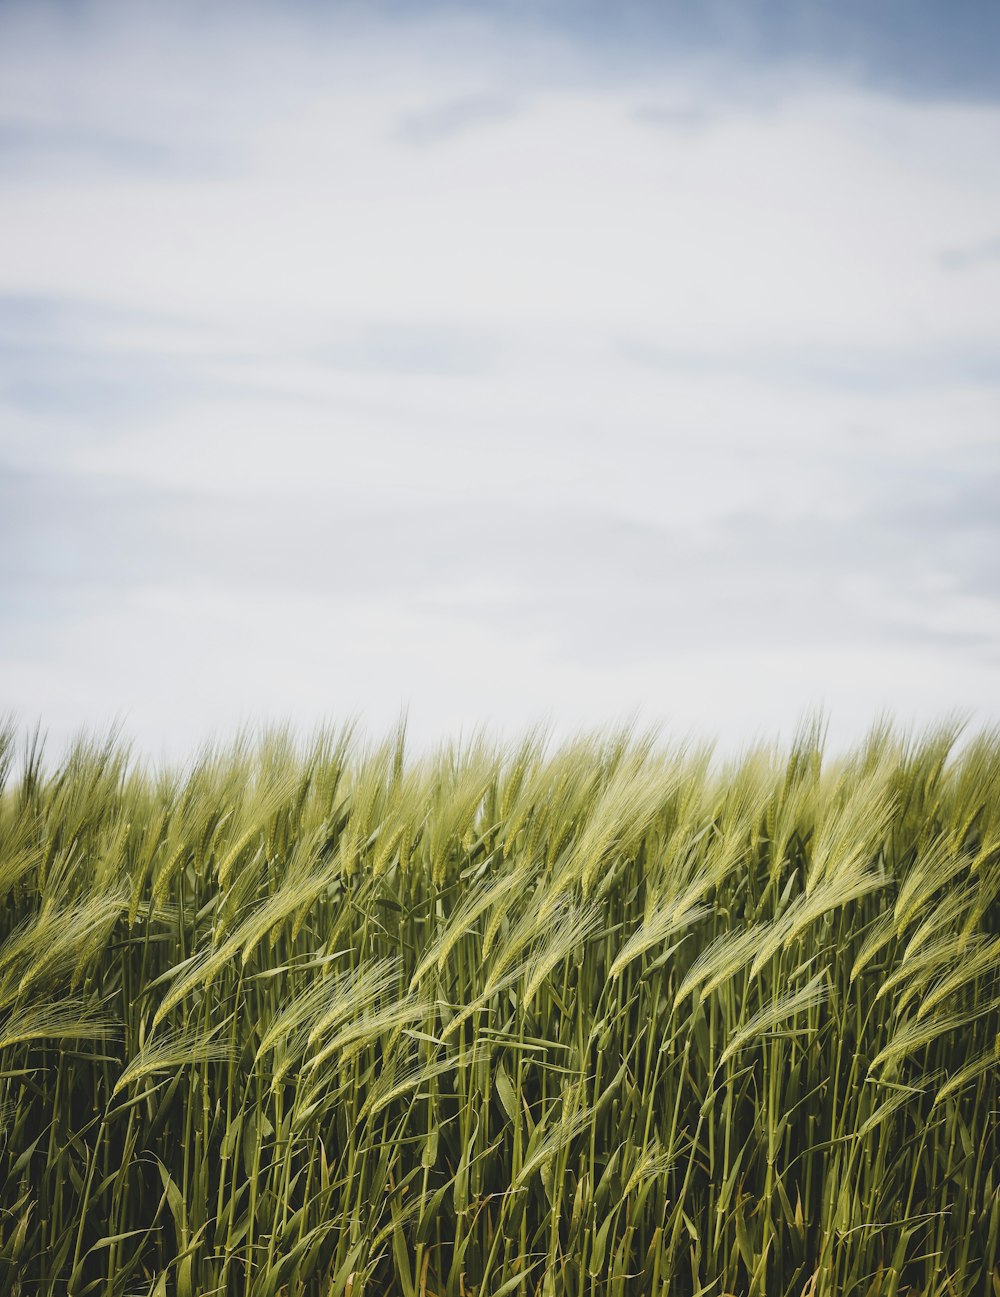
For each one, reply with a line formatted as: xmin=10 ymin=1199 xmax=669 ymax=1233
xmin=2 ymin=0 xmax=999 ymax=760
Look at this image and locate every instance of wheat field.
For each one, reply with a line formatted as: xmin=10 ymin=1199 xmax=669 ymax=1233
xmin=0 ymin=717 xmax=997 ymax=1296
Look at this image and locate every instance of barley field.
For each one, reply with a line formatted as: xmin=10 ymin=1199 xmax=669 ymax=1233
xmin=0 ymin=718 xmax=997 ymax=1297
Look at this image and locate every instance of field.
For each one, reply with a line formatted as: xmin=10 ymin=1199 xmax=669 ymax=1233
xmin=0 ymin=718 xmax=997 ymax=1297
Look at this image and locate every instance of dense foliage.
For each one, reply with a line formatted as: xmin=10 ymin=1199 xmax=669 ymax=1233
xmin=0 ymin=718 xmax=997 ymax=1297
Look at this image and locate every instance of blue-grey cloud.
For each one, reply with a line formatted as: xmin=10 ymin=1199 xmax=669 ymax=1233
xmin=0 ymin=295 xmax=221 ymax=424
xmin=0 ymin=294 xmax=171 ymax=337
xmin=0 ymin=341 xmax=200 ymax=423
xmin=438 ymin=0 xmax=1000 ymax=102
xmin=0 ymin=122 xmax=173 ymax=173
xmin=632 ymin=104 xmax=715 ymax=132
xmin=395 ymin=94 xmax=519 ymax=146
xmin=940 ymin=236 xmax=1000 ymax=272
xmin=0 ymin=296 xmax=502 ymax=431
xmin=313 ymin=324 xmax=499 ymax=375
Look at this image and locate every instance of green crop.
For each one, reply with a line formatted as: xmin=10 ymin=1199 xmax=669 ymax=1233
xmin=0 ymin=715 xmax=997 ymax=1296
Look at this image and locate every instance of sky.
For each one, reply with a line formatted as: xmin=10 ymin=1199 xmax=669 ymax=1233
xmin=2 ymin=0 xmax=999 ymax=762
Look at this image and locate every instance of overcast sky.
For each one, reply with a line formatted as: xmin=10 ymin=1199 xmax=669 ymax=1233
xmin=2 ymin=0 xmax=999 ymax=761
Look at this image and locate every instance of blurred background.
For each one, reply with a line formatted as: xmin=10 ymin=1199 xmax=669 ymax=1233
xmin=2 ymin=0 xmax=999 ymax=760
